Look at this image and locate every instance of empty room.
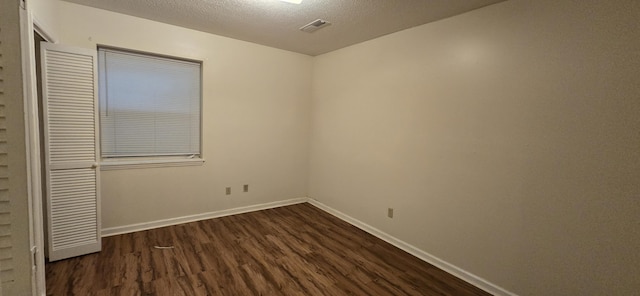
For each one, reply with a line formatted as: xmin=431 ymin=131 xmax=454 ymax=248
xmin=2 ymin=0 xmax=639 ymax=295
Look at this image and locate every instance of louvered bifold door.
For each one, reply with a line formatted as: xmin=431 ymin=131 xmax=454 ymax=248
xmin=41 ymin=43 xmax=101 ymax=261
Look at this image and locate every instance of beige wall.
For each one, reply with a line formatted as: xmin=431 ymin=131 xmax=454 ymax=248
xmin=55 ymin=1 xmax=312 ymax=230
xmin=309 ymin=0 xmax=640 ymax=295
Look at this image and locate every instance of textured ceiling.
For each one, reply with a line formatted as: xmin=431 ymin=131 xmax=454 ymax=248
xmin=61 ymin=0 xmax=505 ymax=56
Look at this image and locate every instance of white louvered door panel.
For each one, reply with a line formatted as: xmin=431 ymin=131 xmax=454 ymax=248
xmin=0 ymin=23 xmax=15 ymax=291
xmin=41 ymin=43 xmax=101 ymax=261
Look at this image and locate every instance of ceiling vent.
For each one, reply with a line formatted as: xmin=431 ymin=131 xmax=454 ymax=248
xmin=300 ymin=19 xmax=331 ymax=33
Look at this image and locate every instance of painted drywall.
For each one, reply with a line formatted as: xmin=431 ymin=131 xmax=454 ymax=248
xmin=0 ymin=1 xmax=33 ymax=295
xmin=54 ymin=1 xmax=312 ymax=230
xmin=309 ymin=0 xmax=640 ymax=294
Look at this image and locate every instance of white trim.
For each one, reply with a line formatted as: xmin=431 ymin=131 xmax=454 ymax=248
xmin=20 ymin=8 xmax=47 ymax=296
xmin=100 ymin=158 xmax=205 ymax=170
xmin=307 ymin=198 xmax=518 ymax=296
xmin=101 ymin=197 xmax=308 ymax=237
xmin=100 ymin=197 xmax=515 ymax=295
xmin=33 ymin=17 xmax=57 ymax=44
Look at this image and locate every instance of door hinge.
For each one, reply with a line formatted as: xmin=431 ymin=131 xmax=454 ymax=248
xmin=31 ymin=246 xmax=38 ymax=266
xmin=20 ymin=0 xmax=26 ymax=9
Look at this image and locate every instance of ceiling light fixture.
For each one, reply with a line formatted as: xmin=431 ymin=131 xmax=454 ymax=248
xmin=300 ymin=19 xmax=330 ymax=33
xmin=279 ymin=0 xmax=303 ymax=4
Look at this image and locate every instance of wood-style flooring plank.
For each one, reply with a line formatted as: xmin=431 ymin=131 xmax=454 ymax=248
xmin=46 ymin=203 xmax=492 ymax=296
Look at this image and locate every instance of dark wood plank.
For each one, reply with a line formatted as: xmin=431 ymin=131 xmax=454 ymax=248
xmin=46 ymin=203 xmax=492 ymax=296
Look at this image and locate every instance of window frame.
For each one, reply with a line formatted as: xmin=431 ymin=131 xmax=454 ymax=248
xmin=97 ymin=45 xmax=204 ymax=170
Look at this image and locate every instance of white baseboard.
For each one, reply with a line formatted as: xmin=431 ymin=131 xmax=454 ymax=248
xmin=101 ymin=197 xmax=308 ymax=237
xmin=307 ymin=198 xmax=517 ymax=296
xmin=101 ymin=196 xmax=515 ymax=295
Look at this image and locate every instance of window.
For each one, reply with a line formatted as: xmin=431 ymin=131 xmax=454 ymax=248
xmin=98 ymin=48 xmax=202 ymax=165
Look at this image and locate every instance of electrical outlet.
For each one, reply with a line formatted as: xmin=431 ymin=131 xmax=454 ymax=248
xmin=243 ymin=184 xmax=249 ymax=192
xmin=225 ymin=187 xmax=231 ymax=195
xmin=388 ymin=208 xmax=394 ymax=218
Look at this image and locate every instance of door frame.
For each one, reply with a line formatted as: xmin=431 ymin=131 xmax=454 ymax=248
xmin=19 ymin=3 xmax=57 ymax=295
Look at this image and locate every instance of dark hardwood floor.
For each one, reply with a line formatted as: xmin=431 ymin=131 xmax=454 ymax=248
xmin=46 ymin=203 xmax=491 ymax=296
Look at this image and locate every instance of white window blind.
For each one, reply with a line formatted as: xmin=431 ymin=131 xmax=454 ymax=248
xmin=98 ymin=48 xmax=201 ymax=158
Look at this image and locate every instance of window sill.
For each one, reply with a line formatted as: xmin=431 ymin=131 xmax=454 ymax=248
xmin=100 ymin=158 xmax=205 ymax=171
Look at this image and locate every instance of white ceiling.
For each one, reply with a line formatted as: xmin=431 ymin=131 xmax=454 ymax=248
xmin=61 ymin=0 xmax=506 ymax=56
